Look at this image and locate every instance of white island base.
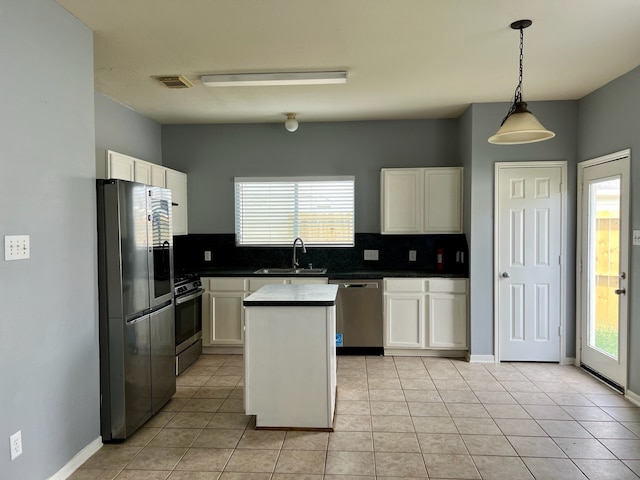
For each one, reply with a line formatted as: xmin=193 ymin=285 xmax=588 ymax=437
xmin=243 ymin=284 xmax=338 ymax=430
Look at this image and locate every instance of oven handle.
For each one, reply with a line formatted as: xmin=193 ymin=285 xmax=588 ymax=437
xmin=175 ymin=288 xmax=205 ymax=305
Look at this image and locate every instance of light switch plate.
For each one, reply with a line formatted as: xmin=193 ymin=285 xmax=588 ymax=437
xmin=5 ymin=235 xmax=30 ymax=261
xmin=633 ymin=230 xmax=640 ymax=246
xmin=364 ymin=249 xmax=379 ymax=261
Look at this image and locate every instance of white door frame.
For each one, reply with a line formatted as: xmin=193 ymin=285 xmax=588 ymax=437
xmin=494 ymin=161 xmax=569 ymax=363
xmin=575 ymin=148 xmax=630 ymax=378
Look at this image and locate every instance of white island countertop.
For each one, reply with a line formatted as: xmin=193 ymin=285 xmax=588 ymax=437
xmin=243 ymin=284 xmax=338 ymax=307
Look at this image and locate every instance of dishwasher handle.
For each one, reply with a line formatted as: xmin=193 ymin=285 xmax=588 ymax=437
xmin=339 ymin=282 xmax=379 ymax=289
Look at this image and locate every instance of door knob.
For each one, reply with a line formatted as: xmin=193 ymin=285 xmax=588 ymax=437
xmin=615 ymin=288 xmax=626 ymax=295
xmin=501 ymin=272 xmax=510 ymax=278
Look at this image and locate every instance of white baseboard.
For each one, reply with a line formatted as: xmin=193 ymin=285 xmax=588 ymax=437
xmin=466 ymin=354 xmax=496 ymax=363
xmin=626 ymin=389 xmax=640 ymax=407
xmin=48 ymin=436 xmax=102 ymax=480
xmin=383 ymin=349 xmax=467 ymax=358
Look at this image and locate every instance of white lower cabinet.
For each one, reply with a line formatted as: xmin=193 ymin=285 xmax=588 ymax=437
xmin=426 ymin=293 xmax=467 ymax=348
xmin=203 ymin=276 xmax=328 ymax=348
xmin=203 ymin=278 xmax=247 ymax=346
xmin=385 ymin=294 xmax=424 ymax=348
xmin=384 ymin=277 xmax=468 ymax=351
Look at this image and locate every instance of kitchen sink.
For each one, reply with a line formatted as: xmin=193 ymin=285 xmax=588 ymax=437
xmin=254 ymin=267 xmax=327 ymax=275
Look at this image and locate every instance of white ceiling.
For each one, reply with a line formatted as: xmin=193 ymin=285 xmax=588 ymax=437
xmin=58 ymin=0 xmax=640 ymax=125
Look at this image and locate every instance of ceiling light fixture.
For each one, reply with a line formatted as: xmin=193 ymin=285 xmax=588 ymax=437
xmin=488 ymin=20 xmax=555 ymax=145
xmin=201 ymin=71 xmax=347 ymax=87
xmin=284 ymin=113 xmax=299 ymax=132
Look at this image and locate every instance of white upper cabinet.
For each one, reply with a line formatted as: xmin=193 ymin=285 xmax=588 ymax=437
xmin=381 ymin=169 xmax=423 ymax=233
xmin=381 ymin=167 xmax=463 ymax=234
xmin=134 ymin=160 xmax=152 ymax=185
xmin=98 ymin=150 xmax=134 ymax=181
xmin=150 ymin=164 xmax=166 ymax=187
xmin=97 ymin=150 xmax=188 ymax=235
xmin=165 ymin=169 xmax=188 ymax=236
xmin=423 ymin=168 xmax=462 ymax=232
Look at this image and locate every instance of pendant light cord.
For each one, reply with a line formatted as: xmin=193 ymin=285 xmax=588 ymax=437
xmin=500 ymin=26 xmax=525 ymax=125
xmin=514 ymin=26 xmax=524 ymax=105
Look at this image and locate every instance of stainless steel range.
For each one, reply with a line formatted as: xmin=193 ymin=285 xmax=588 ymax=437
xmin=174 ymin=273 xmax=204 ymax=375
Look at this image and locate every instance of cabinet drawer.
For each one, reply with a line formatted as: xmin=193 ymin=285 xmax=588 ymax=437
xmin=384 ymin=278 xmax=424 ymax=293
xmin=206 ymin=277 xmax=247 ymax=291
xmin=426 ymin=278 xmax=467 ymax=294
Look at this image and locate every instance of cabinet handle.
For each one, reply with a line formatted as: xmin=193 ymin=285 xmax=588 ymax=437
xmin=615 ymin=288 xmax=626 ymax=295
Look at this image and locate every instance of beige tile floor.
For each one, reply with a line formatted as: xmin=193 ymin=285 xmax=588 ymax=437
xmin=71 ymin=354 xmax=640 ymax=479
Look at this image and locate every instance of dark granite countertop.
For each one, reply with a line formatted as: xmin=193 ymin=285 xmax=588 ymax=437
xmin=193 ymin=267 xmax=467 ymax=280
xmin=243 ymin=284 xmax=339 ymax=307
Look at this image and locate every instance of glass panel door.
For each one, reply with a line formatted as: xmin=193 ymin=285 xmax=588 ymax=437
xmin=579 ymin=153 xmax=629 ymax=388
xmin=587 ymin=178 xmax=620 ymax=358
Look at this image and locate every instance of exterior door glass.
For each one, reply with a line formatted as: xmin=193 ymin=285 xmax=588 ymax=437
xmin=587 ymin=178 xmax=620 ymax=359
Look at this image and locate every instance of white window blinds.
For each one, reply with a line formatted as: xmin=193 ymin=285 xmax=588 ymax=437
xmin=235 ymin=176 xmax=355 ymax=246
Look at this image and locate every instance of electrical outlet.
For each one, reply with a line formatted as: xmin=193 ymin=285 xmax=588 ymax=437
xmin=4 ymin=235 xmax=30 ymax=261
xmin=409 ymin=250 xmax=417 ymax=262
xmin=204 ymin=250 xmax=212 ymax=262
xmin=364 ymin=249 xmax=378 ymax=261
xmin=10 ymin=430 xmax=22 ymax=460
xmin=633 ymin=230 xmax=640 ymax=246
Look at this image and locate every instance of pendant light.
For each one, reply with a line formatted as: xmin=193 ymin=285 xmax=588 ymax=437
xmin=488 ymin=20 xmax=555 ymax=145
xmin=284 ymin=113 xmax=299 ymax=132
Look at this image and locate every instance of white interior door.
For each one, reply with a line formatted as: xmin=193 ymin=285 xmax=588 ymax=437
xmin=578 ymin=153 xmax=629 ymax=388
xmin=496 ymin=164 xmax=564 ymax=361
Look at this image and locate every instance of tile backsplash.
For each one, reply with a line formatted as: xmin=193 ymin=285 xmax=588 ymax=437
xmin=174 ymin=233 xmax=469 ymax=275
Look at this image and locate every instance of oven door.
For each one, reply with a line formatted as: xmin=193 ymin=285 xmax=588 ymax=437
xmin=175 ymin=288 xmax=204 ymax=354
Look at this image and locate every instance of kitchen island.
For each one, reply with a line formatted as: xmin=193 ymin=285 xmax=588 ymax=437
xmin=243 ymin=284 xmax=338 ymax=430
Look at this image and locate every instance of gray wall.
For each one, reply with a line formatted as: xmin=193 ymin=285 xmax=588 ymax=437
xmin=95 ymin=92 xmax=163 ymax=165
xmin=161 ymin=120 xmax=459 ymax=233
xmin=0 ymin=1 xmax=99 ymax=479
xmin=577 ymin=65 xmax=640 ymax=393
xmin=466 ymin=101 xmax=579 ymax=358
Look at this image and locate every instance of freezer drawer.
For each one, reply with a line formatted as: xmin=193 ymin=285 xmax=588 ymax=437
xmin=150 ymin=303 xmax=176 ymax=413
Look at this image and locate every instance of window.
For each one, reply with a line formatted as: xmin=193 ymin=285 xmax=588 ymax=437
xmin=235 ymin=176 xmax=355 ymax=246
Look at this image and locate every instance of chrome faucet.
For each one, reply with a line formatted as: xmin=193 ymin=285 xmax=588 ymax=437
xmin=292 ymin=237 xmax=307 ymax=269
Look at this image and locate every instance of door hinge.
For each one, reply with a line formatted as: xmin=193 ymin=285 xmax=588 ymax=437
xmin=558 ymin=326 xmax=561 ymax=337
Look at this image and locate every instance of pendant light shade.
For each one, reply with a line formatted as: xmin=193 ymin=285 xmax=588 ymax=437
xmin=488 ymin=102 xmax=555 ymax=144
xmin=489 ymin=20 xmax=555 ymax=145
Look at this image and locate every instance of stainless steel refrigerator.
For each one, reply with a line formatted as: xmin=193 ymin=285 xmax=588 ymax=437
xmin=96 ymin=179 xmax=176 ymax=442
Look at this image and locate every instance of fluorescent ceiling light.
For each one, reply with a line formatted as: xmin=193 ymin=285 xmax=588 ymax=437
xmin=201 ymin=71 xmax=347 ymax=87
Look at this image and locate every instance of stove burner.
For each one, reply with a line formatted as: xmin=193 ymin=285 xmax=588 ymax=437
xmin=174 ymin=273 xmax=202 ymax=297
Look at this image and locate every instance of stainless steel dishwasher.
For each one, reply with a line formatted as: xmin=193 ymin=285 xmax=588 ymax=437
xmin=329 ymin=279 xmax=383 ymax=355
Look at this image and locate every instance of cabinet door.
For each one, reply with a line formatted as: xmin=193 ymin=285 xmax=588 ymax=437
xmin=426 ymin=293 xmax=467 ymax=348
xmin=134 ymin=160 xmax=152 ymax=185
xmin=381 ymin=169 xmax=423 ymax=234
xmin=165 ymin=169 xmax=188 ymax=235
xmin=150 ymin=164 xmax=166 ymax=187
xmin=107 ymin=151 xmax=134 ymax=181
xmin=384 ymin=294 xmax=424 ymax=348
xmin=424 ymin=168 xmax=462 ymax=233
xmin=209 ymin=292 xmax=245 ymax=345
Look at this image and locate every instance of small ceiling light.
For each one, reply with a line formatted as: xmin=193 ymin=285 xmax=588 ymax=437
xmin=488 ymin=20 xmax=555 ymax=145
xmin=284 ymin=113 xmax=299 ymax=132
xmin=201 ymin=71 xmax=347 ymax=87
